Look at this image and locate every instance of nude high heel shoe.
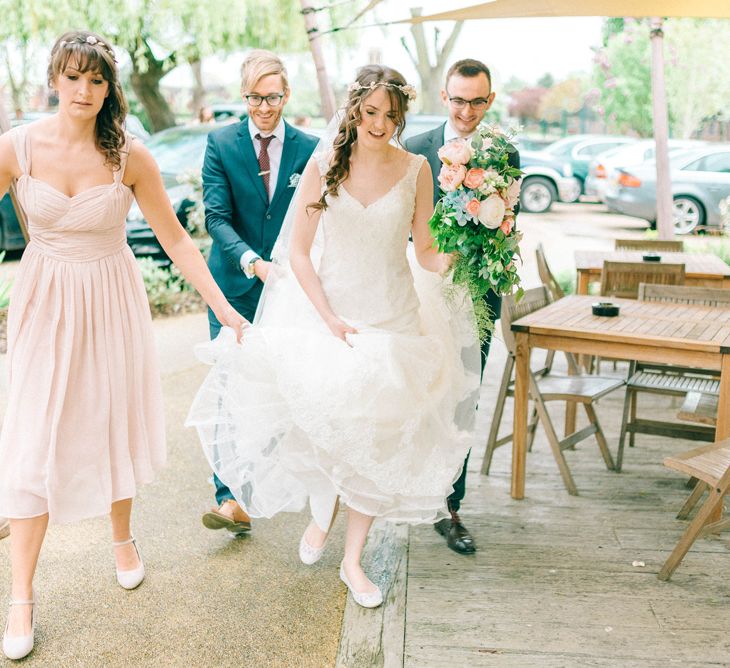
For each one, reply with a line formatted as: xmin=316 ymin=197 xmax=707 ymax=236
xmin=2 ymin=597 xmax=35 ymax=660
xmin=113 ymin=537 xmax=145 ymax=590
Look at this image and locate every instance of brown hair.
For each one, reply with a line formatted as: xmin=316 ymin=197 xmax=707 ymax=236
xmin=446 ymin=58 xmax=492 ymax=88
xmin=48 ymin=30 xmax=128 ymax=170
xmin=310 ymin=64 xmax=411 ymax=213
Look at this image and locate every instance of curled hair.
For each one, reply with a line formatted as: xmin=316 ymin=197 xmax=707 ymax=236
xmin=310 ymin=64 xmax=411 ymax=213
xmin=48 ymin=30 xmax=128 ymax=171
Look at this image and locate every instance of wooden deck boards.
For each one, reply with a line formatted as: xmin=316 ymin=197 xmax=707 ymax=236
xmin=338 ymin=339 xmax=730 ymax=667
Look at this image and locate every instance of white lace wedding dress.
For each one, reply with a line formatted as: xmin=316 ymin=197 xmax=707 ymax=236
xmin=186 ymin=151 xmax=480 ymax=524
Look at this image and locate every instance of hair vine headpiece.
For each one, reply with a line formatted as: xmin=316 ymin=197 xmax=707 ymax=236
xmin=347 ymin=80 xmax=417 ymax=101
xmin=59 ymin=35 xmax=117 ymax=62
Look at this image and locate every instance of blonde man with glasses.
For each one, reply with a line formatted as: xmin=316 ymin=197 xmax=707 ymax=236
xmin=405 ymin=58 xmax=520 ymax=556
xmin=200 ymin=49 xmax=318 ymax=536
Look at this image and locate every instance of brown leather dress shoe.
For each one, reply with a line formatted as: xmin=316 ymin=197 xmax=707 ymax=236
xmin=434 ymin=510 xmax=476 ymax=554
xmin=202 ymin=500 xmax=252 ymax=535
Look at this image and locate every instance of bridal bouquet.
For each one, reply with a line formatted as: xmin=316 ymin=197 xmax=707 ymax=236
xmin=428 ymin=124 xmax=524 ymax=340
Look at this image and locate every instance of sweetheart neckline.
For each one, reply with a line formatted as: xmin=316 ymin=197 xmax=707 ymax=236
xmin=21 ymin=174 xmax=127 ymax=200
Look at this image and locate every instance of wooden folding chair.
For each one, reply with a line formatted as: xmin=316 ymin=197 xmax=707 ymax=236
xmin=600 ymin=261 xmax=685 ymax=299
xmin=658 ymin=438 xmax=730 ymax=580
xmin=482 ymin=286 xmax=624 ymax=494
xmin=614 ymin=238 xmax=684 ymax=252
xmin=616 ymin=284 xmax=727 ymax=470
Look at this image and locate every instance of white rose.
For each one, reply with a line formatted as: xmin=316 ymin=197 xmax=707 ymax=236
xmin=478 ymin=193 xmax=506 ymax=229
xmin=506 ymin=177 xmax=522 ymax=208
xmin=481 ymin=137 xmax=493 ymax=151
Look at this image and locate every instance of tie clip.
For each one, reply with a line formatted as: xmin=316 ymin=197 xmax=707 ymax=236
xmin=258 ymin=170 xmax=271 ymax=176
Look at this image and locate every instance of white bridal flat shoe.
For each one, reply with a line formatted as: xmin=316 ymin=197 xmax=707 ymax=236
xmin=299 ymin=524 xmax=328 ymax=565
xmin=2 ymin=597 xmax=35 ymax=660
xmin=339 ymin=563 xmax=383 ymax=609
xmin=113 ymin=537 xmax=145 ymax=590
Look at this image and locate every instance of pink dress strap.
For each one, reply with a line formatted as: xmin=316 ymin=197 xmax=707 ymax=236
xmin=114 ymin=132 xmax=134 ymax=185
xmin=9 ymin=125 xmax=30 ymax=175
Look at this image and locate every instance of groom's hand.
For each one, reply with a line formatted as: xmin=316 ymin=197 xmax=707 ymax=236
xmin=253 ymin=259 xmax=271 ymax=282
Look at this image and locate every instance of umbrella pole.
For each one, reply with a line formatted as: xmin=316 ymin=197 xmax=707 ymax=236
xmin=650 ymin=17 xmax=673 ymax=240
xmin=0 ymin=94 xmax=29 ymax=244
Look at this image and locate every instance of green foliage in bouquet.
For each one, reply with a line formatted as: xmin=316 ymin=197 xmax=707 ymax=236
xmin=428 ymin=124 xmax=524 ymax=342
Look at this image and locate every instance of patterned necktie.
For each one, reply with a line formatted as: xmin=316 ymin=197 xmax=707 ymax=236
xmin=256 ymin=133 xmax=274 ymax=198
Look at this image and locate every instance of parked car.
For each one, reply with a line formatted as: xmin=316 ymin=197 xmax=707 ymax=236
xmin=541 ymin=134 xmax=636 ymax=195
xmin=605 ymin=144 xmax=730 ymax=234
xmin=518 ymin=150 xmax=581 ymax=214
xmin=586 ymin=139 xmax=706 ymax=202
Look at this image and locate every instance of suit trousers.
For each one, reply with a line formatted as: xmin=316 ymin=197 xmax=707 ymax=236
xmin=447 ymin=290 xmax=500 ymax=512
xmin=208 ymin=281 xmax=264 ymax=505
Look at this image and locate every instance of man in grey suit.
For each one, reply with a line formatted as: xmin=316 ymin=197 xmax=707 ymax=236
xmin=405 ymin=58 xmax=520 ymax=555
xmin=200 ymin=50 xmax=318 ymax=535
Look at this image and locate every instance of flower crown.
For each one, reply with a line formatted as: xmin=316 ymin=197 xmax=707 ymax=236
xmin=347 ymin=80 xmax=417 ymax=101
xmin=59 ymin=35 xmax=116 ymax=61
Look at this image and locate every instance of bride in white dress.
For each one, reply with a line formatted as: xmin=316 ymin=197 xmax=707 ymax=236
xmin=187 ymin=65 xmax=480 ymax=607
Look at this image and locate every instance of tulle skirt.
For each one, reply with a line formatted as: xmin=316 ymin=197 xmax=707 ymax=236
xmin=186 ymin=253 xmax=480 ymax=524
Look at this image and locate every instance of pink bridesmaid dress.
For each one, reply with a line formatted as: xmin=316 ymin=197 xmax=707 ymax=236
xmin=0 ymin=124 xmax=166 ymax=524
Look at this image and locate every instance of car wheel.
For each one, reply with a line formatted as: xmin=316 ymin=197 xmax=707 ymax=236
xmin=519 ymin=177 xmax=557 ymax=214
xmin=672 ymin=196 xmax=704 ymax=235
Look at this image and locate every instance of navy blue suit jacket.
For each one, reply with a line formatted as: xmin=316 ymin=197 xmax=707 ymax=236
xmin=203 ymin=120 xmax=318 ymax=298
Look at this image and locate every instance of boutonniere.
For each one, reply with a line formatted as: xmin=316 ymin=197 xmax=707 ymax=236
xmin=288 ymin=173 xmax=301 ymax=188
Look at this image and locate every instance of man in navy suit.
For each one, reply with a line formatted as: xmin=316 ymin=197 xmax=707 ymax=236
xmin=405 ymin=59 xmax=520 ymax=555
xmin=200 ymin=50 xmax=318 ymax=535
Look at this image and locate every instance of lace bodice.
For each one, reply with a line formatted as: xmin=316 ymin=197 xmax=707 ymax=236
xmin=316 ymin=152 xmax=425 ymax=329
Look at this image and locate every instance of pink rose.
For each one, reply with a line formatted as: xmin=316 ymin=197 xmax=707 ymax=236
xmin=438 ymin=163 xmax=467 ymax=192
xmin=465 ymin=198 xmax=481 ymax=217
xmin=500 ymin=216 xmax=514 ymax=235
xmin=478 ymin=193 xmax=506 ymax=229
xmin=463 ymin=168 xmax=486 ymax=190
xmin=438 ymin=139 xmax=472 ymax=166
xmin=506 ymin=177 xmax=522 ymax=208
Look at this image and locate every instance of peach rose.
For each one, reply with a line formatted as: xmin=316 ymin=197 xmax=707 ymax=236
xmin=463 ymin=168 xmax=486 ymax=190
xmin=438 ymin=163 xmax=467 ymax=192
xmin=438 ymin=139 xmax=472 ymax=166
xmin=506 ymin=177 xmax=522 ymax=208
xmin=500 ymin=216 xmax=514 ymax=235
xmin=465 ymin=198 xmax=481 ymax=217
xmin=478 ymin=193 xmax=506 ymax=229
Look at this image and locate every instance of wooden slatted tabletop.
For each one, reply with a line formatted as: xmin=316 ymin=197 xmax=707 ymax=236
xmin=574 ymin=251 xmax=730 ymax=294
xmin=508 ymin=295 xmax=730 ymax=499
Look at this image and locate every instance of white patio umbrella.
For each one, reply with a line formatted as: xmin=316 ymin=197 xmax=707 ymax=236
xmin=400 ymin=1 xmax=730 ymax=239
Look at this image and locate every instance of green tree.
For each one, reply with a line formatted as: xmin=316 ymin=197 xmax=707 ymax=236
xmin=593 ymin=18 xmax=730 ymax=139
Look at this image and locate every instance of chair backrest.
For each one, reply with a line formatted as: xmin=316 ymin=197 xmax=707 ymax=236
xmin=638 ymin=283 xmax=730 ymax=306
xmin=600 ymin=261 xmax=685 ymax=299
xmin=500 ymin=285 xmax=552 ymax=355
xmin=615 ymin=238 xmax=684 ymax=252
xmin=535 ymin=243 xmax=564 ymax=300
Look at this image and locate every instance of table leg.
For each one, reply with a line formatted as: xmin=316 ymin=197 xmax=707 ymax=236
xmin=575 ymin=269 xmax=592 ymax=375
xmin=709 ymin=354 xmax=730 ymax=525
xmin=577 ymin=269 xmax=590 ymax=296
xmin=512 ymin=332 xmax=530 ymax=500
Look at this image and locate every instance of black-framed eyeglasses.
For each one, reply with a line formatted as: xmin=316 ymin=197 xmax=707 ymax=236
xmin=245 ymin=93 xmax=285 ymax=107
xmin=446 ymin=92 xmax=492 ymax=110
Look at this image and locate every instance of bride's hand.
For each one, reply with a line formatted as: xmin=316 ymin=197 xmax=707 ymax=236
xmin=218 ymin=305 xmax=250 ymax=342
xmin=439 ymin=252 xmax=456 ymax=276
xmin=325 ymin=315 xmax=358 ymax=345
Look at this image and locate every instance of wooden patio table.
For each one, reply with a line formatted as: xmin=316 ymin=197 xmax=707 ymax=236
xmin=574 ymin=250 xmax=730 ymax=294
xmin=509 ymin=294 xmax=730 ymax=499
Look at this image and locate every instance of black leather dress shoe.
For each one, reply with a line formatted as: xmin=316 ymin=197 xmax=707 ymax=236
xmin=434 ymin=510 xmax=476 ymax=554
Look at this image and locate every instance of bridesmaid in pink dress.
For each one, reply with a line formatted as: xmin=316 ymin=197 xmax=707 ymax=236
xmin=0 ymin=31 xmax=246 ymax=660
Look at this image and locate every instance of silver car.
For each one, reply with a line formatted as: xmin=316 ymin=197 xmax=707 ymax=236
xmin=586 ymin=139 xmax=705 ymax=202
xmin=605 ymin=144 xmax=730 ymax=234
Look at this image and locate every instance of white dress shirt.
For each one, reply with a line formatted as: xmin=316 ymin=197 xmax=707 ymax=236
xmin=444 ymin=120 xmax=475 ymax=144
xmin=241 ymin=118 xmax=287 ymax=275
